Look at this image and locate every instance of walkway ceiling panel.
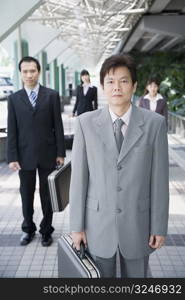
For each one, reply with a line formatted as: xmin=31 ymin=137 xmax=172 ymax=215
xmin=121 ymin=0 xmax=185 ymax=53
xmin=63 ymin=55 xmax=81 ymax=68
xmin=21 ymin=21 xmax=62 ymax=57
xmin=143 ymin=15 xmax=185 ymax=38
xmin=1 ymin=29 xmax=19 ymax=57
xmin=57 ymin=48 xmax=76 ymax=64
xmin=45 ymin=39 xmax=69 ymax=63
xmin=0 ymin=0 xmax=43 ymax=43
xmin=57 ymin=51 xmax=82 ymax=69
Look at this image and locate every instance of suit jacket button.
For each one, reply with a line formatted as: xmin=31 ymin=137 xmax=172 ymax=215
xmin=116 ymin=208 xmax=122 ymax=213
xmin=117 ymin=165 xmax=122 ymax=170
xmin=117 ymin=186 xmax=122 ymax=192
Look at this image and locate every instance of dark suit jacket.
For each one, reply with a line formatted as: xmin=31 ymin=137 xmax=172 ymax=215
xmin=73 ymin=85 xmax=98 ymax=115
xmin=139 ymin=96 xmax=168 ymax=124
xmin=7 ymin=85 xmax=66 ymax=170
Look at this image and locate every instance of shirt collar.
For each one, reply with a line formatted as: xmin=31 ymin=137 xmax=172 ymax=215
xmin=109 ymin=104 xmax=132 ymax=127
xmin=24 ymin=83 xmax=40 ymax=96
xmin=82 ymin=83 xmax=93 ymax=88
xmin=144 ymin=93 xmax=162 ymax=101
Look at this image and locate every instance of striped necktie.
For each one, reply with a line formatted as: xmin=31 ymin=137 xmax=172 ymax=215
xmin=114 ymin=118 xmax=124 ymax=152
xmin=29 ymin=90 xmax=37 ymax=107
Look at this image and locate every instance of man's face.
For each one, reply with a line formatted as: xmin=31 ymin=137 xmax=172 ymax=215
xmin=20 ymin=61 xmax=40 ymax=89
xmin=102 ymin=66 xmax=137 ymax=108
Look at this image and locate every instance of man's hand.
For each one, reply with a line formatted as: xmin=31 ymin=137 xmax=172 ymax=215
xmin=71 ymin=232 xmax=87 ymax=251
xmin=149 ymin=235 xmax=165 ymax=249
xmin=56 ymin=157 xmax=65 ymax=166
xmin=9 ymin=162 xmax=21 ymax=171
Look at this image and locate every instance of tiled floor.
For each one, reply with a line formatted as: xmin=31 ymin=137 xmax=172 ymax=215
xmin=0 ymin=103 xmax=185 ymax=277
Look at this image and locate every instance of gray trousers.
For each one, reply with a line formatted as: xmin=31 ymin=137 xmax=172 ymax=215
xmin=90 ymin=249 xmax=149 ymax=278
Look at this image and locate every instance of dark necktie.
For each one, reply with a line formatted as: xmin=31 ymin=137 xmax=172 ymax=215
xmin=114 ymin=118 xmax=124 ymax=152
xmin=29 ymin=90 xmax=37 ymax=107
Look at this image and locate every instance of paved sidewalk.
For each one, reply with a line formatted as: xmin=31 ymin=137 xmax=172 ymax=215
xmin=0 ymin=101 xmax=185 ymax=278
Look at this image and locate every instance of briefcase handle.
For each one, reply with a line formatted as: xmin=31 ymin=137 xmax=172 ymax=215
xmin=56 ymin=163 xmax=64 ymax=170
xmin=73 ymin=242 xmax=86 ymax=259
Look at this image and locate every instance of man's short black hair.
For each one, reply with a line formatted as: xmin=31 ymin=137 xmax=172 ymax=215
xmin=18 ymin=56 xmax=41 ymax=72
xmin=100 ymin=54 xmax=137 ymax=86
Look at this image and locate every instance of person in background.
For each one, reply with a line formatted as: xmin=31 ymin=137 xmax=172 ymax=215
xmin=70 ymin=54 xmax=169 ymax=278
xmin=139 ymin=77 xmax=168 ymax=124
xmin=72 ymin=69 xmax=98 ymax=116
xmin=7 ymin=56 xmax=66 ymax=247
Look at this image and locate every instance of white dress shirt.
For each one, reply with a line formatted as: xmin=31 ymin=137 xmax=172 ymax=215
xmin=83 ymin=83 xmax=93 ymax=96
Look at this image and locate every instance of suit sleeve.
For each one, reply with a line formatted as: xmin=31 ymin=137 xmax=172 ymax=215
xmin=93 ymin=87 xmax=98 ymax=110
xmin=73 ymin=86 xmax=80 ymax=115
xmin=150 ymin=118 xmax=169 ymax=236
xmin=69 ymin=117 xmax=89 ymax=232
xmin=53 ymin=92 xmax=66 ymax=157
xmin=7 ymin=95 xmax=19 ymax=163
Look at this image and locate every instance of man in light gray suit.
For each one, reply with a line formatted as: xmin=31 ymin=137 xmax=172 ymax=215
xmin=69 ymin=54 xmax=169 ymax=278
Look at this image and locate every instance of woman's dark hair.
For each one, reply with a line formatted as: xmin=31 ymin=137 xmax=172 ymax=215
xmin=19 ymin=56 xmax=41 ymax=72
xmin=144 ymin=77 xmax=160 ymax=95
xmin=146 ymin=77 xmax=160 ymax=87
xmin=80 ymin=69 xmax=90 ymax=84
xmin=100 ymin=54 xmax=137 ymax=86
xmin=80 ymin=69 xmax=89 ymax=77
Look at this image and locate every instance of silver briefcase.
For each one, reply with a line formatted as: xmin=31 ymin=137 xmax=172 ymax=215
xmin=58 ymin=234 xmax=101 ymax=278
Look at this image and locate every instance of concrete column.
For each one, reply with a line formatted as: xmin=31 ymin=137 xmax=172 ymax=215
xmin=39 ymin=51 xmax=47 ymax=86
xmin=13 ymin=27 xmax=29 ymax=90
xmin=61 ymin=64 xmax=66 ymax=96
xmin=58 ymin=65 xmax=62 ymax=96
xmin=75 ymin=71 xmax=80 ymax=88
xmin=49 ymin=59 xmax=59 ymax=91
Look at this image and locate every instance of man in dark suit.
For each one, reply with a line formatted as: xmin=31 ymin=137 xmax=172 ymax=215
xmin=7 ymin=56 xmax=66 ymax=246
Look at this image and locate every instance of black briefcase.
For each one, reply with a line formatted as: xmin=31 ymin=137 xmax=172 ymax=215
xmin=58 ymin=234 xmax=101 ymax=278
xmin=48 ymin=162 xmax=71 ymax=212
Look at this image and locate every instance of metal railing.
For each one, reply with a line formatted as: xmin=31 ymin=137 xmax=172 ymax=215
xmin=168 ymin=111 xmax=185 ymax=138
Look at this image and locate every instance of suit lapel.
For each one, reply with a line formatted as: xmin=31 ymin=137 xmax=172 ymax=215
xmin=94 ymin=106 xmax=118 ymax=160
xmin=156 ymin=99 xmax=163 ymax=113
xmin=118 ymin=105 xmax=144 ymax=164
xmin=79 ymin=86 xmax=83 ymax=96
xmin=19 ymin=89 xmax=34 ymax=112
xmin=94 ymin=105 xmax=145 ymax=163
xmin=19 ymin=85 xmax=46 ymax=112
xmin=34 ymin=85 xmax=46 ymax=112
xmin=85 ymin=86 xmax=93 ymax=97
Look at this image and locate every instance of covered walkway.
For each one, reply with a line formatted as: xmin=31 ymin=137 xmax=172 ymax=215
xmin=0 ymin=0 xmax=185 ymax=280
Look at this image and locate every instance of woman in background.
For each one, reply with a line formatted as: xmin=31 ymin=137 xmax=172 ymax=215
xmin=139 ymin=77 xmax=168 ymax=124
xmin=72 ymin=69 xmax=98 ymax=116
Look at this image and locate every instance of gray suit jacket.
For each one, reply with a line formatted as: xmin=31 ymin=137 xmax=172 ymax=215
xmin=69 ymin=104 xmax=169 ymax=259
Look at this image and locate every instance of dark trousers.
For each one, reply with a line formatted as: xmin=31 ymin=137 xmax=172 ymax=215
xmin=19 ymin=166 xmax=54 ymax=235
